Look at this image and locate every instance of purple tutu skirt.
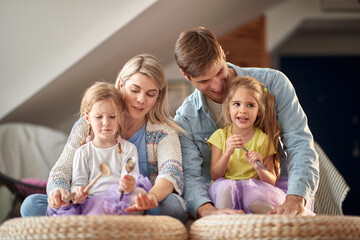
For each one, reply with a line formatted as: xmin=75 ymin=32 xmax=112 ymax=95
xmin=47 ymin=175 xmax=152 ymax=216
xmin=208 ymin=176 xmax=315 ymax=216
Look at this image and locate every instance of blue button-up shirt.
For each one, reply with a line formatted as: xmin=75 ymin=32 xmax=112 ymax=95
xmin=174 ymin=63 xmax=319 ymax=218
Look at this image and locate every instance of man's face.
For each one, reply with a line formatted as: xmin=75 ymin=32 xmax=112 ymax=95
xmin=186 ymin=58 xmax=229 ymax=104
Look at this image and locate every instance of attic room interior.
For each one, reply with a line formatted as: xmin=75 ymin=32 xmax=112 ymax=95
xmin=1 ymin=0 xmax=360 ymax=238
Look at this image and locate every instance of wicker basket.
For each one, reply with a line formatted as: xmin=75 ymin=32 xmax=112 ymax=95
xmin=189 ymin=214 xmax=360 ymax=240
xmin=0 ymin=215 xmax=188 ymax=240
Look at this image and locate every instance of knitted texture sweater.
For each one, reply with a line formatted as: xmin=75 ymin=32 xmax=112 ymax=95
xmin=47 ymin=118 xmax=183 ymax=195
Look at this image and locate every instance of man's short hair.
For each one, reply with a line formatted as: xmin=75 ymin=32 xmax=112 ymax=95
xmin=174 ymin=27 xmax=223 ymax=79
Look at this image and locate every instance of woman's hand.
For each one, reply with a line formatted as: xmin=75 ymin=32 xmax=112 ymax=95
xmin=125 ymin=192 xmax=158 ymax=213
xmin=119 ymin=175 xmax=136 ymax=193
xmin=47 ymin=188 xmax=70 ymax=209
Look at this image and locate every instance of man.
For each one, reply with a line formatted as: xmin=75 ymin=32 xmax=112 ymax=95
xmin=174 ymin=26 xmax=319 ymax=219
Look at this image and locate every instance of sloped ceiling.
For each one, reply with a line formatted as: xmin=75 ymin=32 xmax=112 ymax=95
xmin=2 ymin=0 xmax=360 ymax=133
xmin=0 ymin=0 xmax=157 ymax=123
xmin=1 ymin=0 xmax=285 ymax=132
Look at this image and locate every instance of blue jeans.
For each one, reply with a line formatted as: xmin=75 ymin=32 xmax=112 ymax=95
xmin=21 ymin=193 xmax=187 ymax=223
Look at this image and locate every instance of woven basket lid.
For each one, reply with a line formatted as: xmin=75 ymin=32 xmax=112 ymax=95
xmin=0 ymin=215 xmax=188 ymax=240
xmin=190 ymin=214 xmax=360 ymax=240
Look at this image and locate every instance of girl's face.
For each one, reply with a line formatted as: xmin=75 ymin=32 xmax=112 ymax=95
xmin=85 ymin=99 xmax=119 ymax=146
xmin=229 ymin=87 xmax=259 ymax=131
xmin=120 ymin=73 xmax=159 ymax=121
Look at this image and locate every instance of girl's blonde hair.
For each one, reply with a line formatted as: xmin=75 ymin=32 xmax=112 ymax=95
xmin=115 ymin=54 xmax=184 ymax=134
xmin=222 ymin=76 xmax=281 ymax=177
xmin=79 ymin=81 xmax=124 ymax=152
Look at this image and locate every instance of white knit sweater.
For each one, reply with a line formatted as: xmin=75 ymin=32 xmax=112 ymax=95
xmin=47 ymin=118 xmax=183 ymax=195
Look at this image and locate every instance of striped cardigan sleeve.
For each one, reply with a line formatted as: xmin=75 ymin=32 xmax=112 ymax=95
xmin=46 ymin=118 xmax=88 ymax=195
xmin=146 ymin=122 xmax=183 ymax=195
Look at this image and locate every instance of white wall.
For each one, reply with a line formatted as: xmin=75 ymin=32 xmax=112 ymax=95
xmin=266 ymin=0 xmax=360 ymax=53
xmin=1 ymin=0 xmax=286 ymax=132
xmin=0 ymin=0 xmax=156 ymax=120
xmin=1 ymin=0 xmax=359 ymax=133
xmin=265 ymin=0 xmax=360 ymax=69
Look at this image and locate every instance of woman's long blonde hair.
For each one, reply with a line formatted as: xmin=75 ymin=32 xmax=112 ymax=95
xmin=115 ymin=54 xmax=183 ymax=134
xmin=222 ymin=76 xmax=281 ymax=177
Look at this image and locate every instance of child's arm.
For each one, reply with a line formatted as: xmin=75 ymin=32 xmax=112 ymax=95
xmin=210 ymin=146 xmax=230 ymax=180
xmin=119 ymin=175 xmax=136 ymax=193
xmin=210 ymin=134 xmax=245 ymax=180
xmin=246 ymin=151 xmax=277 ymax=185
xmin=73 ymin=186 xmax=88 ymax=203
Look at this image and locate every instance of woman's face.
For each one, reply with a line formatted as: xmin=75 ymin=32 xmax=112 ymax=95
xmin=120 ymin=73 xmax=159 ymax=121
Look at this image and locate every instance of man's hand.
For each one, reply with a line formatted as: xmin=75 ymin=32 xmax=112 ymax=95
xmin=197 ymin=203 xmax=244 ymax=218
xmin=268 ymin=195 xmax=305 ymax=215
xmin=47 ymin=188 xmax=70 ymax=209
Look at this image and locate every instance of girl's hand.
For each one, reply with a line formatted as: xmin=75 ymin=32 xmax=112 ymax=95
xmin=74 ymin=186 xmax=87 ymax=203
xmin=225 ymin=134 xmax=245 ymax=155
xmin=119 ymin=175 xmax=136 ymax=193
xmin=245 ymin=150 xmax=263 ymax=169
xmin=125 ymin=192 xmax=158 ymax=213
xmin=48 ymin=188 xmax=70 ymax=209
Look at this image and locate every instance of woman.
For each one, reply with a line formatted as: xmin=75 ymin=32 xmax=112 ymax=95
xmin=21 ymin=54 xmax=187 ymax=223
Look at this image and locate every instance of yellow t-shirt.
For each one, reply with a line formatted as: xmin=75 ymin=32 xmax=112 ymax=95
xmin=207 ymin=125 xmax=275 ymax=181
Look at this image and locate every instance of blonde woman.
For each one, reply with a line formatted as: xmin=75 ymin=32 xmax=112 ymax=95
xmin=21 ymin=54 xmax=187 ymax=223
